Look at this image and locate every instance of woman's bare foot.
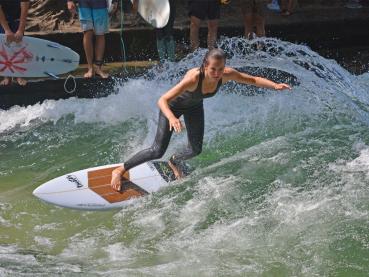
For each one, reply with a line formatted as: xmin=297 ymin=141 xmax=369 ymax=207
xmin=168 ymin=160 xmax=184 ymax=180
xmin=0 ymin=77 xmax=11 ymax=86
xmin=16 ymin=77 xmax=27 ymax=86
xmin=84 ymin=68 xmax=94 ymax=78
xmin=95 ymin=66 xmax=109 ymax=79
xmin=111 ymin=166 xmax=126 ymax=191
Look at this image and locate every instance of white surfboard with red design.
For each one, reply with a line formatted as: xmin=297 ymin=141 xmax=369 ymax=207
xmin=33 ymin=162 xmax=176 ymax=210
xmin=0 ymin=34 xmax=79 ymax=78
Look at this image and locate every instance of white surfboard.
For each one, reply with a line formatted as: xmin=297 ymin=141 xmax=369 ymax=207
xmin=0 ymin=35 xmax=79 ymax=78
xmin=33 ymin=161 xmax=176 ymax=210
xmin=130 ymin=0 xmax=170 ymax=28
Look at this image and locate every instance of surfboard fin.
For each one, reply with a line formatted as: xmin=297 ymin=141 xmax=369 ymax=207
xmin=47 ymin=43 xmax=61 ymax=49
xmin=44 ymin=72 xmax=59 ymax=79
xmin=62 ymin=59 xmax=73 ymax=63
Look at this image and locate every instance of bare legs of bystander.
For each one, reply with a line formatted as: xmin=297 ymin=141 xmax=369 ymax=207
xmin=190 ymin=16 xmax=218 ymax=51
xmin=82 ymin=31 xmax=109 ymax=78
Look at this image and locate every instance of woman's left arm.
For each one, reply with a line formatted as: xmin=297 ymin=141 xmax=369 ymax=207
xmin=224 ymin=67 xmax=291 ymax=91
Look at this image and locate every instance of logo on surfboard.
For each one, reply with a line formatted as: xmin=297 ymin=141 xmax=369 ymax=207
xmin=66 ymin=174 xmax=83 ymax=188
xmin=0 ymin=43 xmax=33 ymax=74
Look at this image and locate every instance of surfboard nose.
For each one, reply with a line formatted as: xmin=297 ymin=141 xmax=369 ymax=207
xmin=33 ymin=185 xmax=47 ymax=203
xmin=33 ymin=183 xmax=48 ymax=197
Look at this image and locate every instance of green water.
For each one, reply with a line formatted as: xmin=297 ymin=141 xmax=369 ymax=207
xmin=1 ymin=38 xmax=369 ymax=276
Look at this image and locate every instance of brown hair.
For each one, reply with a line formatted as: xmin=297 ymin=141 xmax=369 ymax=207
xmin=200 ymin=48 xmax=226 ymax=74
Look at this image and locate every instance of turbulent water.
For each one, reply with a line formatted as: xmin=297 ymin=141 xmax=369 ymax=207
xmin=1 ymin=38 xmax=369 ymax=276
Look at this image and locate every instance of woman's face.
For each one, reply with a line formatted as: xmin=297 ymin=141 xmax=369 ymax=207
xmin=205 ymin=58 xmax=225 ymax=81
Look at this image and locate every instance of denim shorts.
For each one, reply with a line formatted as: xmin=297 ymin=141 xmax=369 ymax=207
xmin=78 ymin=7 xmax=109 ymax=35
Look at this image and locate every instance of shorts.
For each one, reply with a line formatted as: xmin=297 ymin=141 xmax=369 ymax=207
xmin=0 ymin=16 xmax=20 ymax=34
xmin=188 ymin=0 xmax=220 ymax=20
xmin=241 ymin=0 xmax=266 ymax=16
xmin=78 ymin=7 xmax=109 ymax=35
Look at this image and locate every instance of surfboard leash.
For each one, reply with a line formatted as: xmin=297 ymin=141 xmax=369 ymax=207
xmin=119 ymin=0 xmax=128 ymax=74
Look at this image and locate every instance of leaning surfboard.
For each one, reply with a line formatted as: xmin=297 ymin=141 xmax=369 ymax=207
xmin=33 ymin=162 xmax=176 ymax=210
xmin=0 ymin=34 xmax=79 ymax=78
xmin=130 ymin=0 xmax=170 ymax=28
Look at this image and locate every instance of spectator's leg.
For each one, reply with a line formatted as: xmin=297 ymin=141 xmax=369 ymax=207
xmin=83 ymin=30 xmax=95 ymax=78
xmin=14 ymin=19 xmax=27 ymax=85
xmin=206 ymin=0 xmax=220 ymax=49
xmin=190 ymin=16 xmax=201 ymax=51
xmin=207 ymin=19 xmax=218 ymax=50
xmin=280 ymin=0 xmax=287 ymax=12
xmin=166 ymin=36 xmax=176 ymax=62
xmin=15 ymin=1 xmax=29 ymax=86
xmin=255 ymin=2 xmax=266 ymax=37
xmin=241 ymin=1 xmax=256 ymax=39
xmin=288 ymin=0 xmax=294 ymax=12
xmin=156 ymin=29 xmax=167 ymax=62
xmin=243 ymin=13 xmax=254 ymax=39
xmin=79 ymin=7 xmax=95 ymax=78
xmin=165 ymin=0 xmax=176 ymax=61
xmin=93 ymin=8 xmax=109 ymax=78
xmin=95 ymin=35 xmax=109 ymax=78
xmin=255 ymin=15 xmax=265 ymax=37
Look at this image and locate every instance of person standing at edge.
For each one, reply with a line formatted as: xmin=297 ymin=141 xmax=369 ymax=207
xmin=67 ymin=0 xmax=118 ymax=78
xmin=156 ymin=0 xmax=177 ymax=63
xmin=110 ymin=49 xmax=292 ymax=191
xmin=188 ymin=0 xmax=220 ymax=51
xmin=242 ymin=0 xmax=267 ymax=39
xmin=0 ymin=0 xmax=30 ymax=86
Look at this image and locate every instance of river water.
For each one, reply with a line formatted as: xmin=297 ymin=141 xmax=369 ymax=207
xmin=0 ymin=38 xmax=368 ymax=276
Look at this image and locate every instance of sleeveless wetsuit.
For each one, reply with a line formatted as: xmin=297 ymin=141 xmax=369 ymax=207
xmin=124 ymin=69 xmax=223 ymax=171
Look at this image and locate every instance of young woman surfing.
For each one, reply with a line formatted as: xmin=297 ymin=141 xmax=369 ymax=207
xmin=111 ymin=49 xmax=291 ymax=191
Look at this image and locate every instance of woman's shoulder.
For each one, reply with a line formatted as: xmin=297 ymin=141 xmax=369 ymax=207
xmin=223 ymin=67 xmax=237 ymax=75
xmin=222 ymin=67 xmax=239 ymax=81
xmin=179 ymin=68 xmax=200 ymax=92
xmin=183 ymin=68 xmax=201 ymax=84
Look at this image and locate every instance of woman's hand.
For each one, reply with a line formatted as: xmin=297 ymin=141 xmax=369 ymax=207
xmin=169 ymin=117 xmax=183 ymax=133
xmin=111 ymin=166 xmax=125 ymax=191
xmin=274 ymin=83 xmax=292 ymax=91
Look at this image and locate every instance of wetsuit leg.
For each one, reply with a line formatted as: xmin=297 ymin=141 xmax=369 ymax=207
xmin=124 ymin=110 xmax=181 ymax=171
xmin=171 ymin=105 xmax=204 ymax=163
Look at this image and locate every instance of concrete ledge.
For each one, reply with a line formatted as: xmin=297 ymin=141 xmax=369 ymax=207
xmin=26 ymin=8 xmax=369 ymax=63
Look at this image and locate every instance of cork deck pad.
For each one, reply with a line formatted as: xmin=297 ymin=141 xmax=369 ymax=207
xmin=33 ymin=161 xmax=175 ymax=210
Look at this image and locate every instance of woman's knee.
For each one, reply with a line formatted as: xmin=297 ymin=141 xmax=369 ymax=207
xmin=150 ymin=145 xmax=166 ymax=159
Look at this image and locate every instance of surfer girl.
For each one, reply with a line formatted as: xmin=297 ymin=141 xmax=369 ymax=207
xmin=111 ymin=48 xmax=291 ymax=191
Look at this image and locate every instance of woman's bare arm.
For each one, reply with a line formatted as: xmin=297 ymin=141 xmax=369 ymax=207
xmin=157 ymin=69 xmax=198 ymax=132
xmin=223 ymin=67 xmax=291 ymax=90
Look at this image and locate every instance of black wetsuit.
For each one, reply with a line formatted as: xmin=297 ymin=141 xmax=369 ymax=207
xmin=124 ymin=69 xmax=223 ymax=171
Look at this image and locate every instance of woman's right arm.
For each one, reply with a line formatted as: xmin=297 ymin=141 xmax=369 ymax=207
xmin=157 ymin=70 xmax=197 ymax=133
